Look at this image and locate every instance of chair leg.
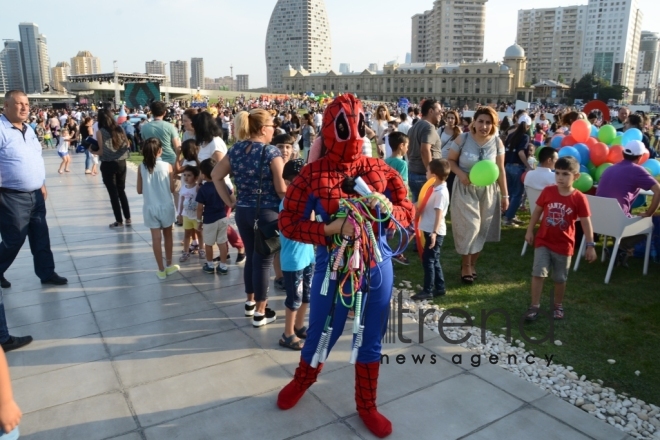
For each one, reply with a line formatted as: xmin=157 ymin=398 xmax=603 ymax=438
xmin=644 ymin=232 xmax=652 ymax=276
xmin=605 ymin=238 xmax=621 ymax=284
xmin=601 ymin=235 xmax=608 ymax=262
xmin=573 ymin=236 xmax=586 ymax=272
xmin=521 ymin=241 xmax=528 ymax=257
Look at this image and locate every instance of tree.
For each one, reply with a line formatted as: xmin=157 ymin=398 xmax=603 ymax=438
xmin=557 ymin=74 xmax=564 ymax=84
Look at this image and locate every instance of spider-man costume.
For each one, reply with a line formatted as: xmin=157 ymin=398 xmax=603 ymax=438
xmin=277 ymin=94 xmax=414 ymax=438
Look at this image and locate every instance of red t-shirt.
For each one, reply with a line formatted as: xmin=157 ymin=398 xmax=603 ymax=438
xmin=534 ymin=186 xmax=590 ymax=256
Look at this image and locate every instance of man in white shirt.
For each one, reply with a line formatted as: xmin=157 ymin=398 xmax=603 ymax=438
xmin=313 ymin=109 xmax=322 ymax=129
xmin=58 ymin=111 xmax=68 ymax=127
xmin=398 ymin=113 xmax=411 ymax=135
xmin=523 ymin=147 xmax=558 ymax=190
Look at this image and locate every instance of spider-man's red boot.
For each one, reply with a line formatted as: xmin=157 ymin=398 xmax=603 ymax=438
xmin=277 ymin=358 xmax=323 ymax=410
xmin=355 ymin=361 xmax=392 ymax=438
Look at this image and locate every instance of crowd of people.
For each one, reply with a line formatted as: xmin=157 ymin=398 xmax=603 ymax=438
xmin=2 ymin=88 xmax=660 ymax=438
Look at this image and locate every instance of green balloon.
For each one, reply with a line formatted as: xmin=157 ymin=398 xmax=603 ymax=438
xmin=586 ymin=161 xmax=596 ymax=171
xmin=535 ymin=146 xmax=545 ymax=160
xmin=612 ymin=134 xmax=623 ymax=146
xmin=598 ymin=125 xmax=617 ymax=145
xmin=594 ymin=163 xmax=613 ymax=182
xmin=573 ymin=172 xmax=594 ymax=192
xmin=469 ymin=160 xmax=500 ymax=186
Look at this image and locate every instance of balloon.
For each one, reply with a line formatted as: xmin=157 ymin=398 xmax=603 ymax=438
xmin=551 ymin=135 xmax=564 ymax=149
xmin=573 ymin=172 xmax=594 ymax=193
xmin=535 ymin=145 xmax=545 ymax=160
xmin=607 ymin=145 xmax=624 ymax=164
xmin=558 ymin=146 xmax=581 ymax=162
xmin=587 ymin=161 xmax=596 ymax=172
xmin=589 ymin=142 xmax=609 ymax=166
xmin=415 ymin=178 xmax=437 ymax=259
xmin=631 ymin=194 xmax=647 ymax=209
xmin=521 ymin=170 xmax=529 ymax=184
xmin=640 ymin=149 xmax=650 ymax=165
xmin=580 ymin=165 xmax=589 ymax=173
xmin=585 ymin=137 xmax=598 ymax=148
xmin=644 ymin=159 xmax=660 ymax=177
xmin=469 ymin=161 xmax=500 ymax=186
xmin=590 ymin=125 xmax=599 ymax=138
xmin=598 ymin=125 xmax=617 ymax=144
xmin=574 ymin=143 xmax=590 ymax=165
xmin=594 ymin=163 xmax=613 ymax=182
xmin=561 ymin=135 xmax=577 ymax=147
xmin=571 ymin=120 xmax=591 ymax=143
xmin=612 ymin=134 xmax=623 ymax=146
xmin=622 ymin=128 xmax=643 ymax=145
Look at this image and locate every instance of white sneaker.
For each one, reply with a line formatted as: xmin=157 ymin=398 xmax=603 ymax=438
xmin=252 ymin=308 xmax=276 ymax=327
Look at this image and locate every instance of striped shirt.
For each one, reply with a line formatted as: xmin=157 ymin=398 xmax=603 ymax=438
xmin=0 ymin=114 xmax=46 ymax=191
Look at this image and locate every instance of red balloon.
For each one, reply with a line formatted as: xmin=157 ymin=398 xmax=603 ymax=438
xmin=640 ymin=150 xmax=650 ymax=165
xmin=571 ymin=120 xmax=591 ymax=143
xmin=589 ymin=142 xmax=609 ymax=166
xmin=561 ymin=135 xmax=576 ymax=147
xmin=521 ymin=170 xmax=528 ymax=184
xmin=607 ymin=145 xmax=624 ymax=164
xmin=584 ymin=137 xmax=598 ymax=148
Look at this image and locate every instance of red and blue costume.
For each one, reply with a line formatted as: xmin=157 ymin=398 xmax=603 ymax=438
xmin=277 ymin=94 xmax=414 ymax=438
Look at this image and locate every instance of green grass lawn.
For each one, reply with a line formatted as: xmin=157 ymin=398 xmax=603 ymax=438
xmin=391 ymin=207 xmax=660 ymax=406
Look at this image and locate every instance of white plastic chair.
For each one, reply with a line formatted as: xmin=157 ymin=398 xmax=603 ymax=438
xmin=521 ymin=187 xmax=543 ymax=256
xmin=573 ymin=195 xmax=653 ymax=284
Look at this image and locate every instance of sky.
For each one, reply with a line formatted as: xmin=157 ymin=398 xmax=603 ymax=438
xmin=3 ymin=0 xmax=660 ymax=89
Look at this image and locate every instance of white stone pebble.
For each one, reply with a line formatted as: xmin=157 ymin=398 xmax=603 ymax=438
xmin=394 ymin=293 xmax=658 ymax=440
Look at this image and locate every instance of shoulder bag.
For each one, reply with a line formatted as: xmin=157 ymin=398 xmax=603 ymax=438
xmin=253 ymin=144 xmax=281 ymax=256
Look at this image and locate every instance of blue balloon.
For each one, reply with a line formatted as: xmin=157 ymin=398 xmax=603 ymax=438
xmin=574 ymin=143 xmax=590 ymax=165
xmin=632 ymin=194 xmax=647 ymax=209
xmin=558 ymin=146 xmax=581 ymax=162
xmin=644 ymin=159 xmax=660 ymax=177
xmin=617 ymin=131 xmax=624 ymax=136
xmin=622 ymin=128 xmax=643 ymax=145
xmin=591 ymin=125 xmax=599 ymax=138
xmin=551 ymin=136 xmax=564 ymax=150
xmin=580 ymin=165 xmax=589 ymax=173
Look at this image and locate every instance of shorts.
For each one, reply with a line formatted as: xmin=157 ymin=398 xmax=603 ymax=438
xmin=143 ymin=204 xmax=176 ymax=229
xmin=203 ymin=217 xmax=229 ymax=245
xmin=532 ymin=246 xmax=571 ymax=283
xmin=182 ymin=217 xmax=198 ymax=230
xmin=58 ymin=151 xmax=69 ymax=158
xmin=283 ymin=263 xmax=314 ymax=311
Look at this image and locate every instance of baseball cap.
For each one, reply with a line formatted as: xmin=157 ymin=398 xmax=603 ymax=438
xmin=623 ymin=140 xmax=645 ymax=156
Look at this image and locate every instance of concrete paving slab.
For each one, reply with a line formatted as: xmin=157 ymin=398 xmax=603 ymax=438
xmin=469 ymin=363 xmax=549 ymax=403
xmin=9 ymin=312 xmax=100 ymax=341
xmin=86 ymin=282 xmax=199 ymax=313
xmin=3 ymin=283 xmax=86 ymax=310
xmin=6 ymin=296 xmax=92 ymax=328
xmin=292 ymin=422 xmax=362 ymax=440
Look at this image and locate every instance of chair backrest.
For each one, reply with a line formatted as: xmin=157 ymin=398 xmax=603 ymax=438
xmin=524 ymin=187 xmax=543 ymax=211
xmin=585 ymin=195 xmax=628 ymax=236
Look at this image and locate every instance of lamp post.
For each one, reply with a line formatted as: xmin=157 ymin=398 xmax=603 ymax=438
xmin=163 ymin=62 xmax=170 ymax=103
xmin=113 ymin=60 xmax=120 ymax=110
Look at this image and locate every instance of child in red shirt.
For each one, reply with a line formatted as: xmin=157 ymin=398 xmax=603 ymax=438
xmin=524 ymin=156 xmax=597 ymax=320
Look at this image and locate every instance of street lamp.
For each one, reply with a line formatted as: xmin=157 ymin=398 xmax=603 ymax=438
xmin=113 ymin=60 xmax=120 ymax=109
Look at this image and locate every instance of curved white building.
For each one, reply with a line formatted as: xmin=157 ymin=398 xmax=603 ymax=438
xmin=265 ymin=0 xmax=332 ymax=91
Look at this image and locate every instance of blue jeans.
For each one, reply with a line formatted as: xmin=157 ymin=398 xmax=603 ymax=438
xmin=504 ymin=163 xmax=526 ymax=220
xmin=234 ymin=206 xmax=279 ymax=302
xmin=408 ymin=171 xmax=427 ymax=203
xmin=422 ymin=233 xmax=445 ymax=294
xmin=85 ymin=148 xmax=93 ymax=170
xmin=0 ymin=426 xmax=19 ymax=440
xmin=283 ymin=263 xmax=314 ymax=311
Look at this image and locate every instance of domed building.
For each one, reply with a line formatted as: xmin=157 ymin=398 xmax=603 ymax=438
xmin=282 ymin=46 xmax=532 ymax=106
xmin=70 ymin=50 xmax=101 ymax=75
xmin=266 ymin=0 xmax=332 ymax=91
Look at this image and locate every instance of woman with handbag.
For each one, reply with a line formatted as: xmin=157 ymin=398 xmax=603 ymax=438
xmin=96 ymin=109 xmax=132 ymax=228
xmin=446 ymin=106 xmax=508 ymax=284
xmin=212 ymin=109 xmax=286 ymax=327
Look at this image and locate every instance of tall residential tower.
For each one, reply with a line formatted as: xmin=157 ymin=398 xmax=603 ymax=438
xmin=190 ymin=58 xmax=204 ymax=89
xmin=18 ymin=23 xmax=50 ymax=93
xmin=265 ymin=0 xmax=332 ymax=91
xmin=70 ymin=51 xmax=101 ymax=75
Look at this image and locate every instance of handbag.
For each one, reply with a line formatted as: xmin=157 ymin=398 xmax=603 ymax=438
xmin=253 ymin=144 xmax=281 ymax=256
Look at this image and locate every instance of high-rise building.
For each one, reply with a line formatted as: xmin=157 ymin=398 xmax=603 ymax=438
xmin=70 ymin=50 xmax=101 ymax=75
xmin=204 ymin=76 xmax=236 ymax=90
xmin=0 ymin=55 xmax=7 ymax=94
xmin=411 ymin=0 xmax=487 ymax=63
xmin=170 ymin=60 xmax=189 ymax=88
xmin=339 ymin=63 xmax=351 ymax=74
xmin=266 ymin=0 xmax=332 ymax=91
xmin=236 ymin=74 xmax=249 ymax=91
xmin=190 ymin=58 xmax=204 ymax=89
xmin=581 ymin=0 xmax=643 ymax=93
xmin=516 ymin=6 xmax=587 ymax=84
xmin=368 ymin=63 xmax=379 ymax=72
xmin=145 ymin=60 xmax=166 ymax=76
xmin=50 ymin=61 xmax=70 ymax=92
xmin=19 ymin=23 xmax=50 ymax=93
xmin=1 ymin=40 xmax=25 ymax=92
xmin=634 ymin=31 xmax=660 ymax=103
xmin=405 ymin=52 xmax=411 ymax=64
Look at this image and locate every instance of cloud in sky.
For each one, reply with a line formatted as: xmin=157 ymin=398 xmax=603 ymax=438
xmin=3 ymin=0 xmax=659 ymax=88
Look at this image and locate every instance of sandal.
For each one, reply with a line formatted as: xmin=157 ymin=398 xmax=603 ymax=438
xmin=109 ymin=222 xmax=123 ymax=228
xmin=472 ymin=273 xmax=477 ymax=280
xmin=524 ymin=306 xmax=540 ymax=321
xmin=279 ymin=333 xmax=304 ymax=350
xmin=294 ymin=326 xmax=308 ymax=339
xmin=553 ymin=304 xmax=564 ymax=320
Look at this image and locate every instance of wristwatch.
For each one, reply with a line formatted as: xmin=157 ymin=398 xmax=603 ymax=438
xmin=586 ymin=242 xmax=596 ymax=248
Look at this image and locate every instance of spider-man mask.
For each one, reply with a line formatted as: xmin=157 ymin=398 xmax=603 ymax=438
xmin=322 ymin=94 xmax=367 ymax=163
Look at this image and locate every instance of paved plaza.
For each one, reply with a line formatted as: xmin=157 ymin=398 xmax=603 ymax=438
xmin=2 ymin=151 xmax=634 ymax=439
